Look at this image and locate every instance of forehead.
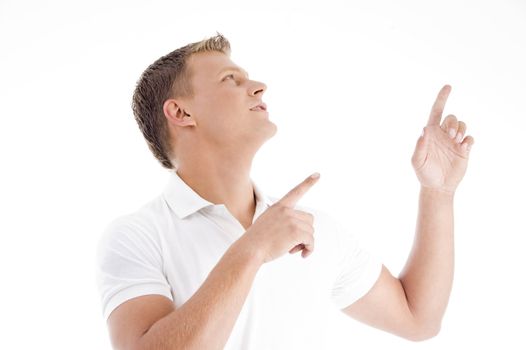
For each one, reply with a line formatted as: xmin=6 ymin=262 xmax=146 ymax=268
xmin=187 ymin=51 xmax=246 ymax=82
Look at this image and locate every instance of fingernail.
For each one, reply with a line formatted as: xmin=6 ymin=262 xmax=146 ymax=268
xmin=311 ymin=172 xmax=320 ymax=179
xmin=455 ymin=132 xmax=463 ymax=143
xmin=449 ymin=128 xmax=456 ymax=138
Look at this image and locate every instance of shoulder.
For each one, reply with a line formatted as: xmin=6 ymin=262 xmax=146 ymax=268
xmin=97 ymin=197 xmax=166 ymax=255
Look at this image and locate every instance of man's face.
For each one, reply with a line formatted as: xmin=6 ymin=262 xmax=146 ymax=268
xmin=182 ymin=51 xmax=277 ymax=153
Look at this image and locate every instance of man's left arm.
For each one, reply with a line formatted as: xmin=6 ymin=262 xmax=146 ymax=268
xmin=343 ymin=187 xmax=454 ymax=341
xmin=341 ymin=85 xmax=475 ymax=341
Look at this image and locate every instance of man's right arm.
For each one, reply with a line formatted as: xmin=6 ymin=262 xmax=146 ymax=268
xmin=108 ymin=237 xmax=264 ymax=350
xmin=106 ymin=173 xmax=321 ymax=349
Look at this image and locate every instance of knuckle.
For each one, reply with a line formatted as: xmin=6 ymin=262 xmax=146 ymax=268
xmin=291 ymin=187 xmax=301 ymax=197
xmin=444 ymin=115 xmax=457 ymax=126
xmin=276 ymin=204 xmax=288 ymax=213
xmin=283 ymin=206 xmax=294 ymax=216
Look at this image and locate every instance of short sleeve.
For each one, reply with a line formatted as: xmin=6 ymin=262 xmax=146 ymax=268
xmin=330 ymin=217 xmax=383 ymax=310
xmin=95 ymin=216 xmax=173 ymax=321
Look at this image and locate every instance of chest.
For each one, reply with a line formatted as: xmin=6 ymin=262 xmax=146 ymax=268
xmin=160 ymin=209 xmax=338 ymax=308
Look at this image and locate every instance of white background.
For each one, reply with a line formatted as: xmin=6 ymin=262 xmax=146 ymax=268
xmin=1 ymin=0 xmax=525 ymax=348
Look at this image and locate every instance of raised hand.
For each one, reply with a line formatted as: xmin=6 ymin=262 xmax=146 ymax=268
xmin=411 ymin=85 xmax=475 ymax=194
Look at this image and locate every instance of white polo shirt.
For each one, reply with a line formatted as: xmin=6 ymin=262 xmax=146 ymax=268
xmin=96 ymin=170 xmax=382 ymax=349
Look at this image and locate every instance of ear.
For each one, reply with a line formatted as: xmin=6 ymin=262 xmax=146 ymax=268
xmin=163 ymin=99 xmax=196 ymax=127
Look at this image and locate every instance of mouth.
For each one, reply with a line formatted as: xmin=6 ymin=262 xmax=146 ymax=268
xmin=249 ymin=102 xmax=267 ymax=112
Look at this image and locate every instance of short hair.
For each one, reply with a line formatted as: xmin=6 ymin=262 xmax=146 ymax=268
xmin=131 ymin=32 xmax=231 ymax=170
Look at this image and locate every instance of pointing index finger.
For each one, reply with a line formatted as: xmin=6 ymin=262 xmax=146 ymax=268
xmin=278 ymin=173 xmax=320 ymax=208
xmin=427 ymin=84 xmax=452 ymax=126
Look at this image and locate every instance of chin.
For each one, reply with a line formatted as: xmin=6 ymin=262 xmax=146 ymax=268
xmin=265 ymin=120 xmax=278 ymax=138
xmin=252 ymin=124 xmax=277 ymax=149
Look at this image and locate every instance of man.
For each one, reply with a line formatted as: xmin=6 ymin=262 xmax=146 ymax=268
xmin=96 ymin=33 xmax=475 ymax=349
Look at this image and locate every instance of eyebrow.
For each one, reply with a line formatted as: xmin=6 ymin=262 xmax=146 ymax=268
xmin=217 ymin=66 xmax=249 ymax=79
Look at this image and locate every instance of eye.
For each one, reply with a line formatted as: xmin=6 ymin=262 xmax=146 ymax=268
xmin=223 ymin=73 xmax=235 ymax=81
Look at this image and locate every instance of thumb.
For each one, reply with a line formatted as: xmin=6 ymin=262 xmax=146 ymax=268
xmin=411 ymin=127 xmax=428 ymax=169
xmin=278 ymin=172 xmax=320 ymax=208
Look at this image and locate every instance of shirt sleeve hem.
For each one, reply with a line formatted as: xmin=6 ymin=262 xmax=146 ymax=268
xmin=102 ymin=283 xmax=173 ymax=321
xmin=331 ymin=257 xmax=383 ymax=310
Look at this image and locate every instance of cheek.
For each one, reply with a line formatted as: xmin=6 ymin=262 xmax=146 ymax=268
xmin=194 ymin=97 xmax=236 ymax=137
xmin=194 ymin=89 xmax=249 ymax=137
xmin=208 ymin=92 xmax=246 ymax=119
xmin=201 ymin=90 xmax=235 ymax=113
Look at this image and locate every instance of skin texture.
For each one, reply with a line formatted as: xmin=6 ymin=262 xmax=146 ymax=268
xmin=163 ymin=51 xmax=278 ymax=230
xmin=342 ymin=85 xmax=474 ymax=341
xmin=107 ymin=50 xmax=475 ymax=348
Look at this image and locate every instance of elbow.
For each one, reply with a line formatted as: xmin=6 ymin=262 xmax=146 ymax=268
xmin=404 ymin=320 xmax=442 ymax=342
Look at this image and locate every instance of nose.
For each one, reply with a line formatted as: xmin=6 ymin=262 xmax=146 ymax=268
xmin=249 ymin=80 xmax=267 ymax=96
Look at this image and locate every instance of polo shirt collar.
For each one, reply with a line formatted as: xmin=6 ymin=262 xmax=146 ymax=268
xmin=163 ymin=170 xmax=274 ymax=219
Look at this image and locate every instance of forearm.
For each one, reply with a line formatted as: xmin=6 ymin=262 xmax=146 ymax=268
xmin=137 ymin=238 xmax=263 ymax=350
xmin=399 ymin=186 xmax=455 ymax=330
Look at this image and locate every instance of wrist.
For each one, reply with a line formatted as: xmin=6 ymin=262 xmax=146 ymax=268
xmin=233 ymin=235 xmax=265 ymax=267
xmin=420 ymin=185 xmax=456 ymax=199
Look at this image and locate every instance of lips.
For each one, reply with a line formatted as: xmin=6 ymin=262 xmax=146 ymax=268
xmin=250 ymin=102 xmax=267 ymax=111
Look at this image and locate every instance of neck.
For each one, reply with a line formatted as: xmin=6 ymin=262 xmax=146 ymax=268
xmin=175 ymin=155 xmax=256 ymax=229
